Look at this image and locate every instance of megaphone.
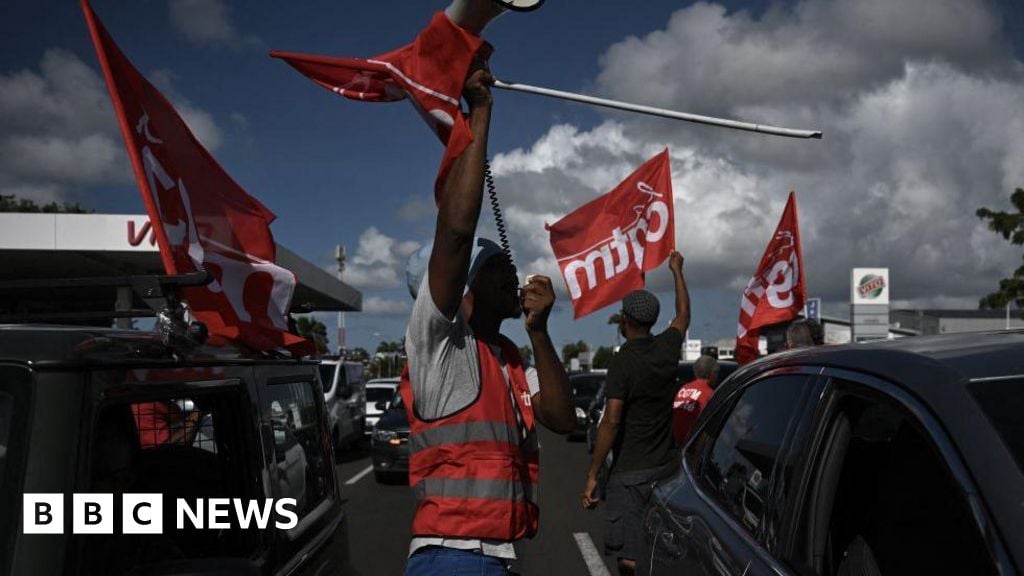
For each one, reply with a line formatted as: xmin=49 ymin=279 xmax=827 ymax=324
xmin=446 ymin=0 xmax=544 ymax=34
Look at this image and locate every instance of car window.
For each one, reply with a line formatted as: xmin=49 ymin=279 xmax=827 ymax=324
xmin=968 ymin=377 xmax=1024 ymax=473
xmin=0 ymin=393 xmax=11 ymax=493
xmin=84 ymin=384 xmax=257 ymax=573
xmin=317 ymin=364 xmax=336 ymax=394
xmin=792 ymin=384 xmax=997 ymax=576
xmin=0 ymin=367 xmax=31 ymax=573
xmin=131 ymin=398 xmax=217 ymax=453
xmin=367 ymin=386 xmax=394 ymax=403
xmin=390 ymin=389 xmax=404 ymax=410
xmin=692 ymin=375 xmax=807 ymax=538
xmin=262 ymin=381 xmax=330 ymax=521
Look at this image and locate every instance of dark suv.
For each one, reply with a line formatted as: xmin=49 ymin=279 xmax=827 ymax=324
xmin=643 ymin=331 xmax=1024 ymax=576
xmin=0 ymin=321 xmax=352 ymax=575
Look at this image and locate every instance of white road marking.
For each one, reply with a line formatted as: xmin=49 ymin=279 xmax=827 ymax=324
xmin=345 ymin=465 xmax=374 ymax=485
xmin=573 ymin=532 xmax=611 ymax=576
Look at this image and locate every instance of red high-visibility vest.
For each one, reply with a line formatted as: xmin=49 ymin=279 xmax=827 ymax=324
xmin=400 ymin=335 xmax=540 ymax=541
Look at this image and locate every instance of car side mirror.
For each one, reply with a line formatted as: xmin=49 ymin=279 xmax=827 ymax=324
xmin=375 ymin=401 xmax=388 ymax=411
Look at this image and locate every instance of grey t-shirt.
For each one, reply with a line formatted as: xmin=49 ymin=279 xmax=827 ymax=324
xmin=404 ymin=272 xmax=539 ymax=560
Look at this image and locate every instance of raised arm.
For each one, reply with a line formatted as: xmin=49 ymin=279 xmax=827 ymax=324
xmin=668 ymin=251 xmax=690 ymax=334
xmin=428 ymin=66 xmax=494 ymax=319
xmin=522 ymin=275 xmax=575 ymax=434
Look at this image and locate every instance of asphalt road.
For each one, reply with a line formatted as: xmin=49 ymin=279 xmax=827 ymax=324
xmin=334 ymin=428 xmax=617 ymax=576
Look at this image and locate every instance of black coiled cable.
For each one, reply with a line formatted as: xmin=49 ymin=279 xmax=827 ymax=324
xmin=484 ymin=159 xmax=515 ymax=270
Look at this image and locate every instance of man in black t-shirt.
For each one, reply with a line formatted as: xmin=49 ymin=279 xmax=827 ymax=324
xmin=581 ymin=251 xmax=691 ymax=576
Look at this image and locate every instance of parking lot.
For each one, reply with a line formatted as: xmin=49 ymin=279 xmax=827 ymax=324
xmin=335 ymin=428 xmax=614 ymax=576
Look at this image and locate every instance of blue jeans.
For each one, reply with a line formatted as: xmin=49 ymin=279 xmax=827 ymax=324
xmin=404 ymin=546 xmax=513 ymax=576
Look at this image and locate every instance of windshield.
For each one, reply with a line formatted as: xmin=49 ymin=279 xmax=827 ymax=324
xmin=318 ymin=364 xmax=336 ymax=393
xmin=573 ymin=375 xmax=605 ymax=406
xmin=969 ymin=377 xmax=1024 ymax=472
xmin=367 ymin=387 xmax=394 ymax=403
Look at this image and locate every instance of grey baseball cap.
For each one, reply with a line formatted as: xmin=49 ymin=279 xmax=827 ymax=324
xmin=406 ymin=237 xmax=504 ymax=300
xmin=622 ymin=290 xmax=660 ymax=325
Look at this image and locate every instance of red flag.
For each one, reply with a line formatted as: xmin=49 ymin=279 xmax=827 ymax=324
xmin=735 ymin=192 xmax=805 ymax=365
xmin=271 ymin=13 xmax=491 ymax=202
xmin=547 ymin=150 xmax=675 ymax=319
xmin=82 ymin=1 xmax=312 ymax=356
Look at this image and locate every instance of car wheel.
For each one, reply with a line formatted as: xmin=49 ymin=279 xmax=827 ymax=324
xmin=374 ymin=470 xmax=389 ymax=483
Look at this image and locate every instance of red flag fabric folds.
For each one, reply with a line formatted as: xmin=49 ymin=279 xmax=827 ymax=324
xmin=271 ymin=13 xmax=491 ymax=202
xmin=735 ymin=192 xmax=806 ymax=365
xmin=547 ymin=150 xmax=675 ymax=319
xmin=82 ymin=0 xmax=312 ymax=356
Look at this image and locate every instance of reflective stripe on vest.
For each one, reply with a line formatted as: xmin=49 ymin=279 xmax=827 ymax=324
xmin=410 ymin=420 xmax=522 ymax=454
xmin=414 ymin=477 xmax=538 ymax=502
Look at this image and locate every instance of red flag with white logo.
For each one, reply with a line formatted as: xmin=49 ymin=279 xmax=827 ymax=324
xmin=271 ymin=13 xmax=491 ymax=202
xmin=82 ymin=0 xmax=312 ymax=355
xmin=547 ymin=150 xmax=675 ymax=319
xmin=735 ymin=192 xmax=805 ymax=365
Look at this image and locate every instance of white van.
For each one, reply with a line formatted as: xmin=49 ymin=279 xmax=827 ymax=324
xmin=318 ymin=359 xmax=366 ymax=451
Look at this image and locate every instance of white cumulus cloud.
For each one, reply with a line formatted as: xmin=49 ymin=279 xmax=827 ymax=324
xmin=343 ymin=226 xmax=422 ymax=291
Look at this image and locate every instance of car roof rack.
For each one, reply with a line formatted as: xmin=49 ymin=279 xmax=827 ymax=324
xmin=0 ymin=271 xmax=212 ymax=351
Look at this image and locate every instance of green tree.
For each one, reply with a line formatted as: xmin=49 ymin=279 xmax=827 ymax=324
xmin=977 ymin=188 xmax=1024 ymax=318
xmin=347 ymin=347 xmax=370 ymax=362
xmin=561 ymin=340 xmax=589 ymax=364
xmin=592 ymin=346 xmax=615 ymax=369
xmin=518 ymin=345 xmax=534 ymax=367
xmin=0 ymin=194 xmax=91 ymax=214
xmin=295 ymin=316 xmax=329 ymax=355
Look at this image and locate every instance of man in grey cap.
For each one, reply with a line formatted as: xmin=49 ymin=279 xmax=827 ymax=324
xmin=581 ymin=251 xmax=690 ymax=576
xmin=401 ymin=63 xmax=575 ymax=576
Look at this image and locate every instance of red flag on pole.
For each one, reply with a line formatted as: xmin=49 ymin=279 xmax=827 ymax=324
xmin=81 ymin=0 xmax=312 ymax=356
xmin=547 ymin=149 xmax=675 ymax=319
xmin=271 ymin=13 xmax=491 ymax=202
xmin=735 ymin=192 xmax=805 ymax=365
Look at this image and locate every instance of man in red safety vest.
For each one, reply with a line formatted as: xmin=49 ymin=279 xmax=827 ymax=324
xmin=400 ymin=63 xmax=575 ymax=576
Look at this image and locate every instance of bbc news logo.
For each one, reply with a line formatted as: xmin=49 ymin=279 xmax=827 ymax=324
xmin=23 ymin=494 xmax=298 ymax=534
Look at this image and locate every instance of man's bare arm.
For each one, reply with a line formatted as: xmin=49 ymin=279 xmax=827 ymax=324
xmin=581 ymin=398 xmax=624 ymax=508
xmin=522 ymin=275 xmax=574 ymax=433
xmin=428 ymin=68 xmax=494 ymax=319
xmin=668 ymin=251 xmax=690 ymax=334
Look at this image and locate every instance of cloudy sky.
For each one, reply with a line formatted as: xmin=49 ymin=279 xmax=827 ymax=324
xmin=2 ymin=0 xmax=1023 ymax=351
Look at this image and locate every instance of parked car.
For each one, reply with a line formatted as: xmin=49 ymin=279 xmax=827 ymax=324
xmin=570 ymin=372 xmax=606 ymax=441
xmin=318 ymin=358 xmax=366 ymax=450
xmin=370 ymin=389 xmax=410 ymax=483
xmin=642 ymin=331 xmax=1023 ymax=576
xmin=364 ymin=377 xmax=400 ymax=433
xmin=585 ymin=382 xmax=606 ymax=454
xmin=0 ymin=321 xmax=352 ymax=576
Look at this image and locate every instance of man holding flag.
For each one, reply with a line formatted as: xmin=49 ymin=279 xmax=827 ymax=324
xmin=581 ymin=251 xmax=690 ymax=576
xmin=399 ymin=63 xmax=574 ymax=575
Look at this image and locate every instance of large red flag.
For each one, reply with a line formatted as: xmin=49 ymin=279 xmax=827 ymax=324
xmin=271 ymin=13 xmax=491 ymax=202
xmin=735 ymin=192 xmax=805 ymax=365
xmin=548 ymin=150 xmax=675 ymax=319
xmin=82 ymin=1 xmax=312 ymax=356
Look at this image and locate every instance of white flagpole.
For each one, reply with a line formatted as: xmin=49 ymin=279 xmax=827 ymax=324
xmin=493 ymin=79 xmax=823 ymax=140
